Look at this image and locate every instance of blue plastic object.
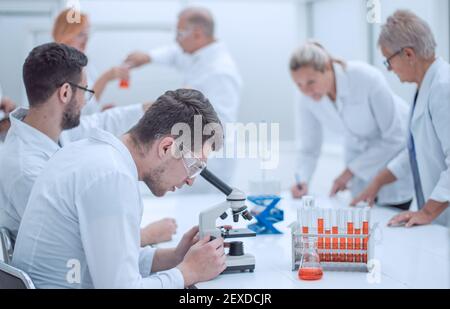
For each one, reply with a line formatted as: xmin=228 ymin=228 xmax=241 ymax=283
xmin=247 ymin=195 xmax=283 ymax=234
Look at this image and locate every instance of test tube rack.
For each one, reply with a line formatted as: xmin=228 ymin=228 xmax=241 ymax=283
xmin=291 ymin=207 xmax=375 ymax=272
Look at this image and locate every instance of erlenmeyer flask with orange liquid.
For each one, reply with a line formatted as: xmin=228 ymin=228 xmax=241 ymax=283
xmin=298 ymin=237 xmax=323 ymax=281
xmin=119 ymin=62 xmax=131 ymax=89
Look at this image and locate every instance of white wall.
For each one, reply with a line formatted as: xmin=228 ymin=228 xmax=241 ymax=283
xmin=0 ymin=0 xmax=59 ymax=106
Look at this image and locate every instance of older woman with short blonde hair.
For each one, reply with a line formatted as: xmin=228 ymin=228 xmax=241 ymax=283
xmin=354 ymin=10 xmax=450 ymax=227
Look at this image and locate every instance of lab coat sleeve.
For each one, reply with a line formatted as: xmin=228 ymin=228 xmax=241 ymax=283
xmin=295 ymin=100 xmax=323 ymax=183
xmin=428 ymin=85 xmax=450 ymax=202
xmin=139 ymin=246 xmax=155 ymax=277
xmin=76 ymin=172 xmax=184 ymax=289
xmin=149 ymin=45 xmax=183 ymax=70
xmin=61 ymin=104 xmax=144 ymax=143
xmin=347 ymin=82 xmax=406 ymax=181
xmin=195 ymin=73 xmax=240 ymax=124
xmin=387 ymin=148 xmax=410 ymax=182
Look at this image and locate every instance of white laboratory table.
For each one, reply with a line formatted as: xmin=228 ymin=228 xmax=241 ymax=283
xmin=141 ymin=192 xmax=450 ymax=289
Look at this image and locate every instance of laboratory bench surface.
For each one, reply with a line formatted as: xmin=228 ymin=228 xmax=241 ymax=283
xmin=141 ymin=192 xmax=450 ymax=289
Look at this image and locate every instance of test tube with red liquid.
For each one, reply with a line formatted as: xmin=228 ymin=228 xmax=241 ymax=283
xmin=324 ymin=209 xmax=331 ymax=262
xmin=331 ymin=210 xmax=339 ymax=262
xmin=354 ymin=209 xmax=362 ymax=263
xmin=346 ymin=209 xmax=354 ymax=262
xmin=317 ymin=208 xmax=324 ymax=261
xmin=338 ymin=209 xmax=346 ymax=262
xmin=119 ymin=62 xmax=131 ymax=89
xmin=301 ymin=207 xmax=310 ymax=234
xmin=362 ymin=207 xmax=370 ymax=263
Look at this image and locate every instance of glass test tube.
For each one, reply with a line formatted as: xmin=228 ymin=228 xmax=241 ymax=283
xmin=119 ymin=63 xmax=130 ymax=89
xmin=354 ymin=208 xmax=362 ymax=263
xmin=302 ymin=207 xmax=310 ymax=234
xmin=338 ymin=209 xmax=346 ymax=263
xmin=324 ymin=209 xmax=331 ymax=262
xmin=362 ymin=207 xmax=370 ymax=263
xmin=310 ymin=206 xmax=317 ymax=234
xmin=301 ymin=196 xmax=315 ymax=234
xmin=119 ymin=79 xmax=129 ymax=88
xmin=346 ymin=209 xmax=354 ymax=262
xmin=317 ymin=208 xmax=324 ymax=261
xmin=303 ymin=196 xmax=315 ymax=208
xmin=331 ymin=209 xmax=339 ymax=262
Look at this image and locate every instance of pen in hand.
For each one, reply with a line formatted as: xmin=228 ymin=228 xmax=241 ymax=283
xmin=295 ymin=173 xmax=302 ymax=190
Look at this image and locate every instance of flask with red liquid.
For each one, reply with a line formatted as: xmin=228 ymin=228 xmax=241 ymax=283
xmin=119 ymin=62 xmax=131 ymax=89
xmin=298 ymin=237 xmax=323 ymax=281
xmin=119 ymin=79 xmax=129 ymax=89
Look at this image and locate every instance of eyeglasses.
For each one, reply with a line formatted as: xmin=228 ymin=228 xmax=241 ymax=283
xmin=176 ymin=28 xmax=192 ymax=40
xmin=383 ymin=47 xmax=410 ymax=70
xmin=181 ymin=150 xmax=207 ymax=179
xmin=66 ymin=82 xmax=95 ymax=102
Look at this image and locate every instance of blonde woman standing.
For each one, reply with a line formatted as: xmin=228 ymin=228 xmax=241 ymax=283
xmin=290 ymin=41 xmax=414 ymax=209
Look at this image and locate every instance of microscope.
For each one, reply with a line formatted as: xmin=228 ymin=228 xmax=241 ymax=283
xmin=199 ymin=168 xmax=256 ymax=273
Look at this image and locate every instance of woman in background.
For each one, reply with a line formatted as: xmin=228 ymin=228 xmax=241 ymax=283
xmin=289 ymin=41 xmax=414 ymax=210
xmin=354 ymin=10 xmax=450 ymax=227
xmin=52 ymin=9 xmax=130 ymax=114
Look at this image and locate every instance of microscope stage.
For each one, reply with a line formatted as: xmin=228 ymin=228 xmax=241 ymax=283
xmin=222 ymin=228 xmax=256 ymax=239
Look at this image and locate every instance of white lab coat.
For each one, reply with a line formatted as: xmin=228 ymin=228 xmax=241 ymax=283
xmin=12 ymin=129 xmax=184 ymax=288
xmin=0 ymin=83 xmax=5 ymax=120
xmin=296 ymin=61 xmax=414 ymax=205
xmin=150 ymin=42 xmax=242 ymax=190
xmin=0 ymin=105 xmax=144 ymax=240
xmin=150 ymin=41 xmax=242 ymax=124
xmin=388 ymin=57 xmax=450 ymax=225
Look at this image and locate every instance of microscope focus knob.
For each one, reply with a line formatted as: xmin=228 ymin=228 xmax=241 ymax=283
xmin=228 ymin=241 xmax=244 ymax=256
xmin=242 ymin=210 xmax=253 ymax=221
xmin=220 ymin=212 xmax=228 ymax=220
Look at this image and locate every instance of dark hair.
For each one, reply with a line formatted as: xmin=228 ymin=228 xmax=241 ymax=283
xmin=23 ymin=42 xmax=88 ymax=106
xmin=129 ymin=89 xmax=223 ymax=152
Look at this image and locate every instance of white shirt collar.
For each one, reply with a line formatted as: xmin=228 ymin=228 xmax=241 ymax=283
xmin=413 ymin=57 xmax=445 ymax=120
xmin=88 ymin=128 xmax=139 ymax=180
xmin=418 ymin=57 xmax=444 ymax=94
xmin=8 ymin=107 xmax=60 ymax=156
